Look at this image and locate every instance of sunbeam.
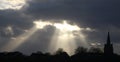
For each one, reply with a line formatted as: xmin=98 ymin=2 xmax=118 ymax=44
xmin=1 ymin=26 xmax=37 ymax=51
xmin=49 ymin=20 xmax=89 ymax=55
xmin=1 ymin=20 xmax=90 ymax=55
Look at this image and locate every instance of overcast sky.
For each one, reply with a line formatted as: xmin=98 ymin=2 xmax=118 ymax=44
xmin=0 ymin=0 xmax=120 ymax=55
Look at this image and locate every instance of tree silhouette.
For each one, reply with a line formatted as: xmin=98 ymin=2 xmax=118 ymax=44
xmin=55 ymin=48 xmax=65 ymax=55
xmin=75 ymin=46 xmax=87 ymax=54
xmin=89 ymin=47 xmax=103 ymax=53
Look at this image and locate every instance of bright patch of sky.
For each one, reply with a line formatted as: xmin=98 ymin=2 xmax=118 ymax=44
xmin=0 ymin=0 xmax=27 ymax=10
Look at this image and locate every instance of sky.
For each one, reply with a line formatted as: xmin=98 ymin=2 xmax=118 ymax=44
xmin=0 ymin=0 xmax=120 ymax=55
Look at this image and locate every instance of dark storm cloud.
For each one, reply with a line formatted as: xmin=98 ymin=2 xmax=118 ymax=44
xmin=0 ymin=9 xmax=33 ymax=28
xmin=23 ymin=0 xmax=120 ymax=42
xmin=0 ymin=9 xmax=34 ymax=38
xmin=24 ymin=0 xmax=120 ymax=28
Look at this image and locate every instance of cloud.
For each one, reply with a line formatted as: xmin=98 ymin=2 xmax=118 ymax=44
xmin=23 ymin=0 xmax=120 ymax=28
xmin=0 ymin=0 xmax=27 ymax=10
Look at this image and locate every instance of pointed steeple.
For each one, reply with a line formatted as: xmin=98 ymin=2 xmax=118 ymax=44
xmin=104 ymin=32 xmax=113 ymax=55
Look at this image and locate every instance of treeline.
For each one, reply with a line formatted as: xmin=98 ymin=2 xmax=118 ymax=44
xmin=0 ymin=47 xmax=120 ymax=62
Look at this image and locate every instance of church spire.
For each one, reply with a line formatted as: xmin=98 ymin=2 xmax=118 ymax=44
xmin=104 ymin=32 xmax=113 ymax=55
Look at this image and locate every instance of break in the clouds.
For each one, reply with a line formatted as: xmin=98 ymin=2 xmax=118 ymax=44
xmin=0 ymin=0 xmax=27 ymax=10
xmin=0 ymin=0 xmax=120 ymax=55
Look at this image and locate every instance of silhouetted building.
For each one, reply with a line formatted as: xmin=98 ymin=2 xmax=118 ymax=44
xmin=104 ymin=32 xmax=113 ymax=55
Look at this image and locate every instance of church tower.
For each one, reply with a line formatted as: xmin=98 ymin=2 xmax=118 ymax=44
xmin=104 ymin=32 xmax=113 ymax=54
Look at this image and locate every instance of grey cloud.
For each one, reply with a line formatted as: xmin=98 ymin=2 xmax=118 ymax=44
xmin=23 ymin=0 xmax=120 ymax=42
xmin=24 ymin=0 xmax=120 ymax=28
xmin=0 ymin=9 xmax=35 ymax=38
xmin=0 ymin=10 xmax=33 ymax=28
